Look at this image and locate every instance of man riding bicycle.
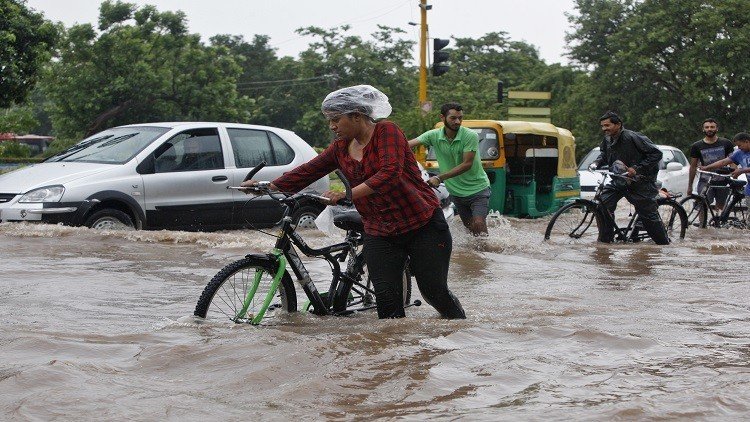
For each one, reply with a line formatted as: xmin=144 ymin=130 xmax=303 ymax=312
xmin=588 ymin=111 xmax=670 ymax=245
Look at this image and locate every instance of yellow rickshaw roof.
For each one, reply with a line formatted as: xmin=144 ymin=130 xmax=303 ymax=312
xmin=462 ymin=120 xmax=575 ymax=143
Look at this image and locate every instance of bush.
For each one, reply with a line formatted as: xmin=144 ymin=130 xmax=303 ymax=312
xmin=0 ymin=142 xmax=32 ymax=158
xmin=41 ymin=137 xmax=79 ymax=158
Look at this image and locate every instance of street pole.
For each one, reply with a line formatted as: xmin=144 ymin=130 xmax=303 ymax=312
xmin=418 ymin=0 xmax=428 ymax=106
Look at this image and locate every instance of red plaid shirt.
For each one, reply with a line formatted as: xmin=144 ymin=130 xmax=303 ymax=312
xmin=273 ymin=121 xmax=439 ymax=236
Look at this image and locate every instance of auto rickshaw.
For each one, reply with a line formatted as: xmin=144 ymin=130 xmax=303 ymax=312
xmin=416 ymin=120 xmax=580 ymax=218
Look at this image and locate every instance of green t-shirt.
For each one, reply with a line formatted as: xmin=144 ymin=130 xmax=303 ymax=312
xmin=417 ymin=126 xmax=490 ymax=197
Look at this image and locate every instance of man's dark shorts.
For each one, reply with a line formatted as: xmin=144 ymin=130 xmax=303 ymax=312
xmin=450 ymin=187 xmax=491 ymax=222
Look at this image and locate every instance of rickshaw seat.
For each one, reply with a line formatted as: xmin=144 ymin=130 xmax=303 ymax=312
xmin=525 ymin=148 xmax=558 ymax=193
xmin=525 ymin=148 xmax=558 ymax=158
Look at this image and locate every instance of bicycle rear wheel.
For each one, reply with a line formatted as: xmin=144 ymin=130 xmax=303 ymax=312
xmin=194 ymin=257 xmax=297 ymax=324
xmin=544 ymin=201 xmax=599 ymax=242
xmin=721 ymin=195 xmax=750 ymax=229
xmin=657 ymin=199 xmax=688 ymax=240
xmin=331 ymin=256 xmax=412 ymax=314
xmin=679 ymin=195 xmax=708 ymax=228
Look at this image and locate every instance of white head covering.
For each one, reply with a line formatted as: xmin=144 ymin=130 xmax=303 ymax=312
xmin=321 ymin=85 xmax=392 ymax=121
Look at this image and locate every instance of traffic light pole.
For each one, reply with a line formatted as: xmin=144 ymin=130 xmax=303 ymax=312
xmin=418 ymin=0 xmax=428 ymax=106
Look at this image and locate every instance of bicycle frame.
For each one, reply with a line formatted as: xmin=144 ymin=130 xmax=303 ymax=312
xmin=588 ymin=171 xmax=644 ymax=242
xmin=257 ymin=205 xmax=359 ymax=317
xmin=694 ymin=169 xmax=747 ymax=228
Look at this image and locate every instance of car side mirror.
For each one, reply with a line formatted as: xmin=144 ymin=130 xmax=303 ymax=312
xmin=665 ymin=162 xmax=683 ymax=172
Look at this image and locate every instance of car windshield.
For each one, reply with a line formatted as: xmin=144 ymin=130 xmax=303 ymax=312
xmin=46 ymin=126 xmax=170 ymax=164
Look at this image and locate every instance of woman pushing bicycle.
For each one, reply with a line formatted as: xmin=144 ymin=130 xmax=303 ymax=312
xmin=241 ymin=85 xmax=465 ymax=319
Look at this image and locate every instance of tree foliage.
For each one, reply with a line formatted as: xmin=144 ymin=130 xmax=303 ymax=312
xmin=13 ymin=0 xmax=750 ymax=172
xmin=0 ymin=0 xmax=57 ymax=107
xmin=0 ymin=104 xmax=37 ymax=133
xmin=43 ymin=0 xmax=249 ymax=138
xmin=566 ymin=0 xmax=750 ymax=154
xmin=0 ymin=140 xmax=32 ymax=158
xmin=425 ymin=32 xmax=548 ymax=123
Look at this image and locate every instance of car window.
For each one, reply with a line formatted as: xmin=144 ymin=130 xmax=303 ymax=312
xmin=46 ymin=126 xmax=169 ymax=164
xmin=155 ymin=128 xmax=223 ymax=173
xmin=268 ymin=132 xmax=295 ymax=165
xmin=227 ymin=128 xmax=276 ymax=168
xmin=659 ymin=150 xmax=676 ymax=170
xmin=673 ymin=150 xmax=688 ymax=165
xmin=578 ymin=148 xmax=600 ymax=170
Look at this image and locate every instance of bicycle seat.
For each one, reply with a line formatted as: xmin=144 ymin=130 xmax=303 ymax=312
xmin=333 ymin=209 xmax=364 ymax=232
xmin=729 ymin=178 xmax=747 ymax=189
xmin=709 ymin=178 xmax=730 ymax=187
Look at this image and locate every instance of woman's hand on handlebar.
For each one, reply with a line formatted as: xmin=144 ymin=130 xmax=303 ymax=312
xmin=323 ymin=190 xmax=347 ymax=205
xmin=239 ymin=179 xmax=276 ymax=195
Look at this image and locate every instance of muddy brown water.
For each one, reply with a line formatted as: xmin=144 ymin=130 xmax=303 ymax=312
xmin=1 ymin=214 xmax=749 ymax=420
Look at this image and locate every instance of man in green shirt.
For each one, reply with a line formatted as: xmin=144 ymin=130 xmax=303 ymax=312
xmin=409 ymin=102 xmax=491 ymax=236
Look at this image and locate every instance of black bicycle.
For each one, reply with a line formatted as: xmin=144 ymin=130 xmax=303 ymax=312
xmin=193 ymin=162 xmax=415 ymax=325
xmin=680 ymin=168 xmax=749 ymax=229
xmin=544 ymin=171 xmax=688 ymax=242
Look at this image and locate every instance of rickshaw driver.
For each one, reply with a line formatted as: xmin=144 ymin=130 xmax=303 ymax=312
xmin=589 ymin=111 xmax=670 ymax=245
xmin=409 ymin=102 xmax=491 ymax=236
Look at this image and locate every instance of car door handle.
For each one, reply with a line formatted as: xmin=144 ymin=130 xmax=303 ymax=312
xmin=212 ymin=175 xmax=228 ymax=182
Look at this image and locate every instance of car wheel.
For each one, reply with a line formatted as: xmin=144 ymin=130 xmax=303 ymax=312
xmin=85 ymin=209 xmax=136 ymax=230
xmin=291 ymin=205 xmax=321 ymax=229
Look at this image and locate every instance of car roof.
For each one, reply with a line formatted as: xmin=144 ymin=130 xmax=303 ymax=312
xmin=118 ymin=122 xmax=296 ymax=135
xmin=590 ymin=144 xmax=679 ymax=151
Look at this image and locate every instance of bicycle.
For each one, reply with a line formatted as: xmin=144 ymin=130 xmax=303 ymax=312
xmin=544 ymin=170 xmax=688 ymax=242
xmin=193 ymin=162 xmax=416 ymax=325
xmin=680 ymin=168 xmax=749 ymax=229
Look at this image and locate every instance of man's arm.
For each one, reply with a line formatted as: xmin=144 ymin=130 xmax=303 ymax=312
xmin=407 ymin=138 xmax=422 ymax=148
xmin=428 ymin=151 xmax=475 ymax=187
xmin=591 ymin=139 xmax=606 ymax=168
xmin=630 ymin=133 xmax=662 ymax=175
xmin=701 ymin=157 xmax=733 ymax=171
xmin=688 ymin=157 xmax=699 ymax=193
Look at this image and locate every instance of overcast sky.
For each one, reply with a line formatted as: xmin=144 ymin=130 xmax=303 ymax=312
xmin=25 ymin=0 xmax=578 ymax=65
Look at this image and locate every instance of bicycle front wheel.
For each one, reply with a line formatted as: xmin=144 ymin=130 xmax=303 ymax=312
xmin=194 ymin=257 xmax=297 ymax=324
xmin=657 ymin=199 xmax=688 ymax=240
xmin=679 ymin=195 xmax=708 ymax=228
xmin=544 ymin=201 xmax=599 ymax=242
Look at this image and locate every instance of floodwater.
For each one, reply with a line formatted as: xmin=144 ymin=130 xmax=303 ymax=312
xmin=1 ymin=212 xmax=749 ymax=420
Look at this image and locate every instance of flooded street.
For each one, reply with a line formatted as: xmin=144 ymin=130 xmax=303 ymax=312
xmin=1 ymin=216 xmax=749 ymax=420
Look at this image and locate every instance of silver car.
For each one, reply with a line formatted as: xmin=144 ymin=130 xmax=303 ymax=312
xmin=0 ymin=122 xmax=329 ymax=230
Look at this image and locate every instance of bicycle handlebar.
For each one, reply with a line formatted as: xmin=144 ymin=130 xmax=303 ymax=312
xmin=697 ymin=168 xmax=731 ymax=178
xmin=594 ymin=170 xmax=635 ymax=182
xmin=228 ymin=185 xmax=352 ymax=207
xmin=243 ymin=161 xmax=266 ymax=182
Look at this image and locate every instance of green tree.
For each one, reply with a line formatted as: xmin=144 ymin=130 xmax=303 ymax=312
xmin=44 ymin=1 xmax=249 ymax=138
xmin=294 ymin=26 xmax=417 ymax=145
xmin=567 ymin=0 xmax=750 ymax=152
xmin=0 ymin=103 xmax=37 ymax=133
xmin=0 ymin=0 xmax=57 ymax=107
xmin=0 ymin=140 xmax=32 ymax=158
xmin=423 ymin=32 xmax=549 ymax=130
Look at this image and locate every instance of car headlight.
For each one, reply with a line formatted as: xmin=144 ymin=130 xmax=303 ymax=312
xmin=18 ymin=186 xmax=65 ymax=203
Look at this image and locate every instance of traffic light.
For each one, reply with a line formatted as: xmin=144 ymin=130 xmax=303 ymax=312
xmin=432 ymin=38 xmax=450 ymax=77
xmin=497 ymin=81 xmax=504 ymax=103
